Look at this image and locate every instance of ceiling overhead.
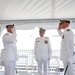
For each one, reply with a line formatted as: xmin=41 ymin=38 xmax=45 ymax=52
xmin=0 ymin=0 xmax=75 ymax=34
xmin=0 ymin=0 xmax=75 ymax=20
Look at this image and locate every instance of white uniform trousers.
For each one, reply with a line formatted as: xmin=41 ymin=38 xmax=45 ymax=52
xmin=3 ymin=61 xmax=16 ymax=75
xmin=37 ymin=59 xmax=48 ymax=75
xmin=63 ymin=61 xmax=75 ymax=75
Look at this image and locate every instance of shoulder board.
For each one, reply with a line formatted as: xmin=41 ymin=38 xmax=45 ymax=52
xmin=36 ymin=37 xmax=39 ymax=39
xmin=45 ymin=37 xmax=49 ymax=39
xmin=5 ymin=33 xmax=8 ymax=35
xmin=66 ymin=29 xmax=70 ymax=31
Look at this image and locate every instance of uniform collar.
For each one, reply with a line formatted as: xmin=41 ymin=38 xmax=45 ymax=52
xmin=62 ymin=27 xmax=70 ymax=35
xmin=40 ymin=36 xmax=45 ymax=39
xmin=7 ymin=32 xmax=12 ymax=34
xmin=64 ymin=27 xmax=70 ymax=31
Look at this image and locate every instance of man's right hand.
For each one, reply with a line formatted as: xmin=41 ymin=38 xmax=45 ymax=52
xmin=12 ymin=27 xmax=16 ymax=34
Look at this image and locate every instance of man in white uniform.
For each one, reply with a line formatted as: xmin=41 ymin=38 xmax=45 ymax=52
xmin=57 ymin=20 xmax=75 ymax=75
xmin=34 ymin=28 xmax=52 ymax=75
xmin=2 ymin=24 xmax=18 ymax=75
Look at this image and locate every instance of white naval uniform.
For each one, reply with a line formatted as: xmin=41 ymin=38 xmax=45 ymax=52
xmin=34 ymin=37 xmax=52 ymax=75
xmin=57 ymin=27 xmax=75 ymax=75
xmin=1 ymin=32 xmax=18 ymax=75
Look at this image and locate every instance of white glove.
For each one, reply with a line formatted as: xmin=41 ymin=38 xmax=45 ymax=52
xmin=12 ymin=27 xmax=16 ymax=34
xmin=35 ymin=57 xmax=38 ymax=61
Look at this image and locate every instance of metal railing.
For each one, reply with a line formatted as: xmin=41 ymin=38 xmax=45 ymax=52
xmin=17 ymin=50 xmax=63 ymax=72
